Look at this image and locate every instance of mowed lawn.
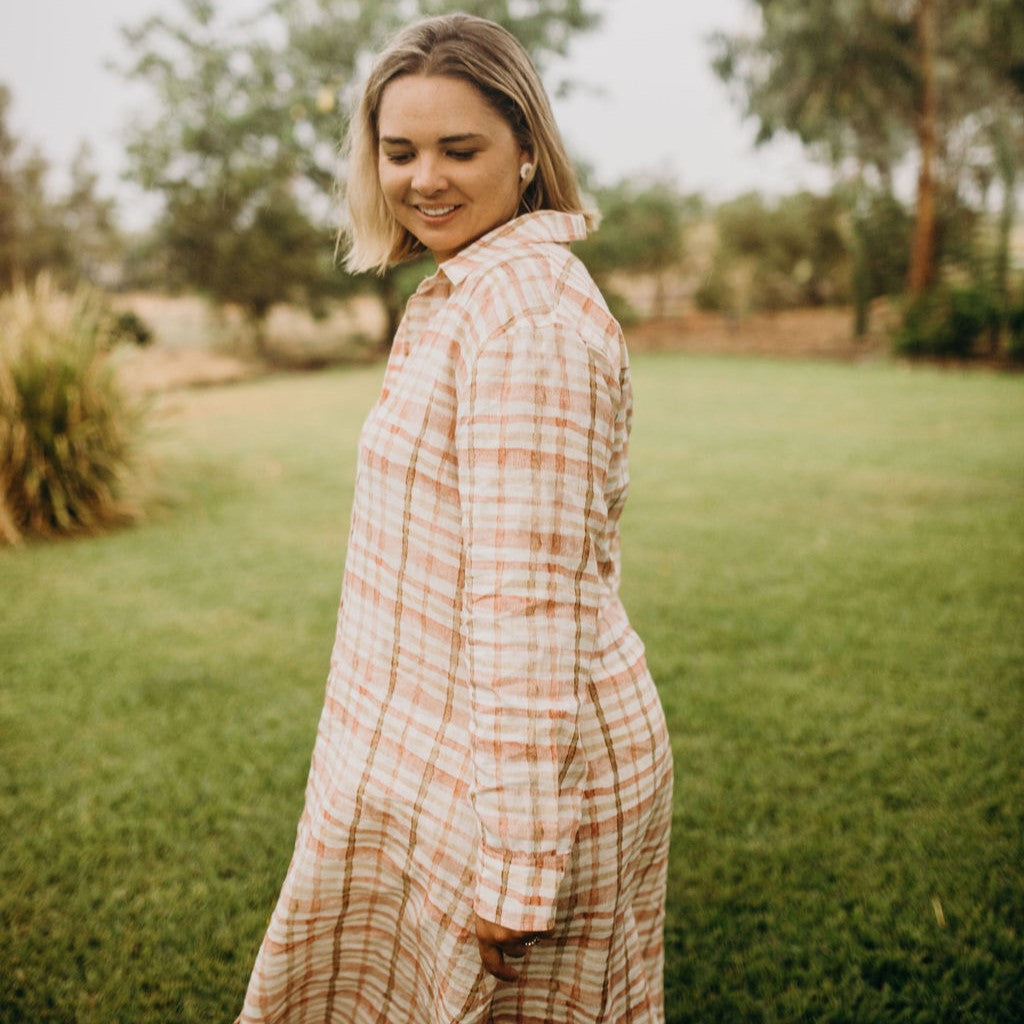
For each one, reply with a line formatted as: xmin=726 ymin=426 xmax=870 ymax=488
xmin=1 ymin=353 xmax=1021 ymax=1023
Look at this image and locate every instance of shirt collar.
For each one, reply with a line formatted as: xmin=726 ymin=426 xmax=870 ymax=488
xmin=435 ymin=211 xmax=588 ymax=287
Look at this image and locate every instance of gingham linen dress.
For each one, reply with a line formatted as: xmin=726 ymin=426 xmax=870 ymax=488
xmin=237 ymin=211 xmax=673 ymax=1024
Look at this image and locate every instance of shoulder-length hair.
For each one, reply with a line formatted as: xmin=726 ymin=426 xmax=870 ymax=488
xmin=340 ymin=13 xmax=596 ymax=275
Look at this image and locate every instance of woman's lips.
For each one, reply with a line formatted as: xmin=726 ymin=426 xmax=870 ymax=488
xmin=415 ymin=204 xmax=460 ymax=222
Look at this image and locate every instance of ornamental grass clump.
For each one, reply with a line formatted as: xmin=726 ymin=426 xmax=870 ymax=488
xmin=0 ymin=277 xmax=144 ymax=545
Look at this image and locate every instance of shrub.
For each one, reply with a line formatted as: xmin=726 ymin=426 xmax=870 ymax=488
xmin=0 ymin=278 xmax=144 ymax=545
xmin=894 ymin=285 xmax=999 ymax=359
xmin=698 ymin=191 xmax=852 ymax=316
xmin=112 ymin=309 xmax=154 ymax=347
xmin=857 ymin=189 xmax=913 ymax=300
xmin=1008 ymin=302 xmax=1024 ymax=363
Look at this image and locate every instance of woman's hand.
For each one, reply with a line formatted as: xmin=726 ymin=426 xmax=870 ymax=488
xmin=474 ymin=913 xmax=553 ymax=982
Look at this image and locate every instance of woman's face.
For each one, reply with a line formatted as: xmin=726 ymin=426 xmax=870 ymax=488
xmin=377 ymin=74 xmax=530 ymax=263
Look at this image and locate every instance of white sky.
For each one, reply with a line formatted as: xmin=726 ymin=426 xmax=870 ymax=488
xmin=0 ymin=0 xmax=831 ymax=226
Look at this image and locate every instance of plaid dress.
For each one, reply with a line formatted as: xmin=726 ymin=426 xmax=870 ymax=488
xmin=237 ymin=211 xmax=673 ymax=1024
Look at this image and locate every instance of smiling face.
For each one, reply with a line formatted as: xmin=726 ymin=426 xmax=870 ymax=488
xmin=376 ymin=74 xmax=531 ymax=263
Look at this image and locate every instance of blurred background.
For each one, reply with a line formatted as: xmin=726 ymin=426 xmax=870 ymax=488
xmin=1 ymin=0 xmax=1021 ymax=374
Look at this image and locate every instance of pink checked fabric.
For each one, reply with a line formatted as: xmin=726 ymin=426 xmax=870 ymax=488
xmin=237 ymin=211 xmax=673 ymax=1024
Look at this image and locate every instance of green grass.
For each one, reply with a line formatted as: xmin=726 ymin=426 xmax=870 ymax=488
xmin=1 ymin=355 xmax=1021 ymax=1023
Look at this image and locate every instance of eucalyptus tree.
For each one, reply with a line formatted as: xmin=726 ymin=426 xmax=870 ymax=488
xmin=712 ymin=0 xmax=1024 ymax=309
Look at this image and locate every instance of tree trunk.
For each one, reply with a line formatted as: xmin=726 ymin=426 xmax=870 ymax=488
xmin=994 ymin=134 xmax=1017 ymax=313
xmin=851 ymin=171 xmax=871 ymax=339
xmin=991 ymin=163 xmax=1017 ymax=354
xmin=908 ymin=0 xmax=938 ymax=296
xmin=853 ymin=233 xmax=871 ymax=338
xmin=654 ymin=272 xmax=667 ymax=319
xmin=247 ymin=308 xmax=271 ymax=359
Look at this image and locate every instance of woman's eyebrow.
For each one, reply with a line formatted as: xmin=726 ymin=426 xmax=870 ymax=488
xmin=379 ymin=132 xmax=487 ymax=145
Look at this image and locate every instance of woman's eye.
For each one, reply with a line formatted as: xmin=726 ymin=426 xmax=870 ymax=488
xmin=385 ymin=152 xmax=413 ymax=164
xmin=447 ymin=150 xmax=476 ymax=161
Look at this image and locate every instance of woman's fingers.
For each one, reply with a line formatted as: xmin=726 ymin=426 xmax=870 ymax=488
xmin=477 ymin=935 xmax=521 ymax=982
xmin=474 ymin=914 xmax=551 ymax=981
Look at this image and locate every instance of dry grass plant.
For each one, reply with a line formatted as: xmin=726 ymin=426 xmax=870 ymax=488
xmin=0 ymin=276 xmax=144 ymax=545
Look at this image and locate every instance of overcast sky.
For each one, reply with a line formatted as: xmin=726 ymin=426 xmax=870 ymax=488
xmin=0 ymin=0 xmax=830 ymax=225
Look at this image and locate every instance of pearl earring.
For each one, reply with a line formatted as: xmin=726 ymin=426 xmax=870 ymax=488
xmin=519 ymin=163 xmax=534 ymax=182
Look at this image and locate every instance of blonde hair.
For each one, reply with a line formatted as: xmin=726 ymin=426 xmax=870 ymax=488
xmin=341 ymin=13 xmax=596 ymax=274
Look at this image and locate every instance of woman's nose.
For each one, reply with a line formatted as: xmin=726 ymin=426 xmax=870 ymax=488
xmin=411 ymin=156 xmax=446 ymax=195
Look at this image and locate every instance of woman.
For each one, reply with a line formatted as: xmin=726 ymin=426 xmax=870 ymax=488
xmin=237 ymin=14 xmax=672 ymax=1024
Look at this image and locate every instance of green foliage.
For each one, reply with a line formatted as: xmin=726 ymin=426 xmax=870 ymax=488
xmin=845 ymin=184 xmax=913 ymax=335
xmin=713 ymin=1 xmax=1024 ymax=298
xmin=711 ymin=1 xmax=915 ymax=173
xmin=1 ymin=357 xmax=1021 ymax=1021
xmin=696 ymin=191 xmax=850 ymax=315
xmin=390 ymin=255 xmax=437 ymax=310
xmin=575 ymin=180 xmax=693 ymax=276
xmin=118 ymin=5 xmax=343 ymax=342
xmin=573 ymin=179 xmax=697 ymax=321
xmin=1008 ymin=301 xmax=1024 ymax=361
xmin=856 ymin=187 xmax=913 ymax=299
xmin=0 ymin=86 xmax=121 ymax=293
xmin=111 ymin=309 xmax=154 ymax=348
xmin=0 ymin=85 xmax=71 ymax=291
xmin=58 ymin=143 xmax=123 ymax=288
xmin=894 ymin=285 xmax=1002 ymax=358
xmin=0 ymin=278 xmax=143 ymax=545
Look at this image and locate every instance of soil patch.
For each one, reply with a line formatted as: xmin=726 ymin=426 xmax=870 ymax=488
xmin=114 ymin=306 xmax=895 ymax=396
xmin=114 ymin=347 xmax=260 ymax=394
xmin=625 ymin=307 xmax=889 ymax=361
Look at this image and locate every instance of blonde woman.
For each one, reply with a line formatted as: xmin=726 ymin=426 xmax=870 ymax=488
xmin=237 ymin=14 xmax=672 ymax=1024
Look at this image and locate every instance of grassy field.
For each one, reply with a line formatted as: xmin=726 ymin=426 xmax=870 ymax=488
xmin=1 ymin=354 xmax=1021 ymax=1023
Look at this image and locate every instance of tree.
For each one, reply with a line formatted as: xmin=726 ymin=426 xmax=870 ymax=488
xmin=907 ymin=0 xmax=937 ymax=294
xmin=0 ymin=85 xmax=118 ymax=292
xmin=0 ymin=84 xmax=69 ymax=289
xmin=574 ymin=179 xmax=697 ymax=319
xmin=0 ymin=86 xmax=17 ymax=290
xmin=58 ymin=144 xmax=122 ymax=288
xmin=961 ymin=4 xmax=1024 ymax=319
xmin=712 ymin=0 xmax=1024 ymax=306
xmin=118 ymin=0 xmax=340 ymax=349
xmin=695 ymin=191 xmax=852 ymax=317
xmin=119 ymin=0 xmax=602 ymax=347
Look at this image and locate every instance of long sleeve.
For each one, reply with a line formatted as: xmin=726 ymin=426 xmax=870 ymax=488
xmin=455 ymin=316 xmax=616 ymax=932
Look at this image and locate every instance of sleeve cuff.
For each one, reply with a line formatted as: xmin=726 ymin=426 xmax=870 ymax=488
xmin=473 ymin=843 xmax=568 ymax=932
